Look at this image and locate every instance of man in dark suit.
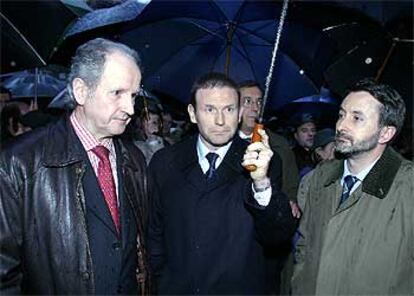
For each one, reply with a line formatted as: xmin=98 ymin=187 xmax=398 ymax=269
xmin=147 ymin=73 xmax=295 ymax=294
xmin=0 ymin=38 xmax=149 ymax=294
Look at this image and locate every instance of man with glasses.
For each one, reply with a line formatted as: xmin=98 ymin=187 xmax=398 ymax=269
xmin=238 ymin=80 xmax=300 ymax=294
xmin=238 ymin=81 xmax=300 ymax=211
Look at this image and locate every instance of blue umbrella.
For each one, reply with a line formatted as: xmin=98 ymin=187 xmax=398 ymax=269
xmin=60 ymin=1 xmax=402 ymax=110
xmin=60 ymin=0 xmax=345 ymax=110
xmin=1 ymin=68 xmax=66 ymax=99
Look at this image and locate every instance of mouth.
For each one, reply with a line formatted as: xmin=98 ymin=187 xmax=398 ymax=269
xmin=335 ymin=134 xmax=352 ymax=143
xmin=211 ymin=130 xmax=230 ymax=135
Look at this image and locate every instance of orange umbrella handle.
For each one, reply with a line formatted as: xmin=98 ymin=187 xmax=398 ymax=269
xmin=244 ymin=123 xmax=264 ymax=172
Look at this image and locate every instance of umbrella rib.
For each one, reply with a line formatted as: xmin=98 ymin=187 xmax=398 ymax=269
xmin=233 ymin=31 xmax=261 ymax=81
xmin=185 ymin=19 xmax=225 ymax=41
xmin=0 ymin=12 xmax=47 ymax=66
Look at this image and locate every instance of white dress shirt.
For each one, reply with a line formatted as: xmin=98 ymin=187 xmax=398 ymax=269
xmin=196 ymin=135 xmax=271 ymax=206
xmin=341 ymin=156 xmax=381 ymax=195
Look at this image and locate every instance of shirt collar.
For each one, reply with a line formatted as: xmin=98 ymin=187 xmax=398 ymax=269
xmin=196 ymin=134 xmax=232 ymax=172
xmin=238 ymin=130 xmax=252 ymax=141
xmin=342 ymin=155 xmax=381 ymax=183
xmin=70 ymin=111 xmax=114 ymax=153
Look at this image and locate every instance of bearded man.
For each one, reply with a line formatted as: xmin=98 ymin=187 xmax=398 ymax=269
xmin=292 ymin=78 xmax=413 ymax=295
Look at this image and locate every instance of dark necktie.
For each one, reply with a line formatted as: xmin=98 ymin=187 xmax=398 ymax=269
xmin=339 ymin=175 xmax=358 ymax=205
xmin=92 ymin=145 xmax=120 ymax=234
xmin=205 ymin=152 xmax=219 ymax=180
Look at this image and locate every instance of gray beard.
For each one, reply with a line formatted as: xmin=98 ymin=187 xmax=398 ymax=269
xmin=335 ymin=130 xmax=381 ymax=156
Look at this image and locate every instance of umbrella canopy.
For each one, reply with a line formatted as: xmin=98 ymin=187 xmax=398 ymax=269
xmin=275 ymin=89 xmax=340 ymax=129
xmin=1 ymin=68 xmax=67 ymax=99
xmin=58 ymin=0 xmax=357 ymax=110
xmin=0 ymin=0 xmax=89 ymax=73
xmin=55 ymin=0 xmax=411 ymax=112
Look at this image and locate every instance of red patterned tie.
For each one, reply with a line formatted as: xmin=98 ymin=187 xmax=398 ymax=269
xmin=92 ymin=145 xmax=120 ymax=234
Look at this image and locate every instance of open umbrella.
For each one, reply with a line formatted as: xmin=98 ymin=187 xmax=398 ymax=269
xmin=57 ymin=0 xmax=354 ymax=110
xmin=1 ymin=68 xmax=67 ymax=99
xmin=275 ymin=88 xmax=340 ymax=129
xmin=0 ymin=0 xmax=89 ymax=73
xmin=55 ymin=0 xmax=408 ymax=111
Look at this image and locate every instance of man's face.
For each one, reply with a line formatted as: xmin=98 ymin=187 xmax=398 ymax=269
xmin=294 ymin=121 xmax=316 ymax=150
xmin=188 ymin=86 xmax=240 ymax=151
xmin=162 ymin=113 xmax=172 ymax=135
xmin=143 ymin=112 xmax=161 ymax=138
xmin=239 ymin=86 xmax=263 ymax=133
xmin=335 ymin=91 xmax=383 ymax=156
xmin=75 ymin=52 xmax=141 ymax=140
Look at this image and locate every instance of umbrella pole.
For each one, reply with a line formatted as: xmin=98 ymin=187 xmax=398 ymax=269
xmin=375 ymin=40 xmax=396 ymax=82
xmin=224 ymin=23 xmax=236 ymax=75
xmin=34 ymin=67 xmax=39 ymax=107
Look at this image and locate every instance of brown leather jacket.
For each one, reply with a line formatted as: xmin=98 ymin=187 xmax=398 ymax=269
xmin=0 ymin=117 xmax=150 ymax=294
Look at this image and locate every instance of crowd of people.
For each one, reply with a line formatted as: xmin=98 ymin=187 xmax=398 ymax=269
xmin=0 ymin=38 xmax=412 ymax=295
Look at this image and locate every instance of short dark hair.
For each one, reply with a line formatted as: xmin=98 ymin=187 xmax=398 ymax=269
xmin=67 ymin=38 xmax=142 ymax=108
xmin=237 ymin=80 xmax=263 ymax=94
xmin=190 ymin=72 xmax=239 ymax=106
xmin=349 ymin=78 xmax=406 ymax=135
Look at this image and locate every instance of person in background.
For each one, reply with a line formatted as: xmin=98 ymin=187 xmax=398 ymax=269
xmin=297 ymin=128 xmax=336 ymax=211
xmin=292 ymin=78 xmax=413 ymax=295
xmin=0 ymin=38 xmax=150 ymax=294
xmin=134 ymin=105 xmax=166 ymax=164
xmin=0 ymin=86 xmax=11 ymax=113
xmin=161 ymin=109 xmax=176 ymax=145
xmin=311 ymin=128 xmax=336 ymax=164
xmin=0 ymin=103 xmax=30 ymax=148
xmin=291 ymin=114 xmax=317 ymax=178
xmin=238 ymin=80 xmax=300 ymax=294
xmin=147 ymin=73 xmax=295 ymax=295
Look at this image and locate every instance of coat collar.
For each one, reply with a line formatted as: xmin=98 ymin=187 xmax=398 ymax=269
xmin=324 ymin=147 xmax=403 ymax=199
xmin=41 ymin=116 xmax=84 ymax=167
xmin=41 ymin=116 xmax=131 ymax=169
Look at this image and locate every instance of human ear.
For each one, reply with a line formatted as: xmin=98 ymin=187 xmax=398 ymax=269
xmin=72 ymin=78 xmax=90 ymax=106
xmin=187 ymin=104 xmax=197 ymax=124
xmin=379 ymin=125 xmax=397 ymax=144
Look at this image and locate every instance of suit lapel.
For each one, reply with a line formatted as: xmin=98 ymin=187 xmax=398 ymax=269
xmin=174 ymin=136 xmax=248 ymax=192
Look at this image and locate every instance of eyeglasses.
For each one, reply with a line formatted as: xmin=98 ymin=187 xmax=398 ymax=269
xmin=243 ymin=96 xmax=263 ymax=107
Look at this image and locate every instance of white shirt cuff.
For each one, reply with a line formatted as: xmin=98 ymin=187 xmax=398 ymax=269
xmin=252 ymin=184 xmax=272 ymax=206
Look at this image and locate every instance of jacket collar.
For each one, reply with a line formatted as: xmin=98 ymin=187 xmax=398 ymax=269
xmin=172 ymin=135 xmax=247 ymax=190
xmin=42 ymin=116 xmax=85 ymax=167
xmin=41 ymin=116 xmax=129 ymax=169
xmin=324 ymin=147 xmax=403 ymax=199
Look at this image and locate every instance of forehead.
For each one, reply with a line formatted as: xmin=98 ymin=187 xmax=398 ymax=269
xmin=341 ymin=91 xmax=381 ymax=115
xmin=298 ymin=121 xmax=316 ymax=130
xmin=100 ymin=52 xmax=141 ymax=83
xmin=240 ymin=86 xmax=262 ymax=98
xmin=195 ymin=86 xmax=238 ymax=106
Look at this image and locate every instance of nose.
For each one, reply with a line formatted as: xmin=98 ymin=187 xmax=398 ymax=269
xmin=336 ymin=115 xmax=347 ymax=132
xmin=215 ymin=111 xmax=225 ymax=126
xmin=251 ymin=103 xmax=259 ymax=112
xmin=122 ymin=94 xmax=135 ymax=116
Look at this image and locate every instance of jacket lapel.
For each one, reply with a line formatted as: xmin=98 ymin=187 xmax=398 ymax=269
xmin=173 ymin=136 xmax=248 ymax=192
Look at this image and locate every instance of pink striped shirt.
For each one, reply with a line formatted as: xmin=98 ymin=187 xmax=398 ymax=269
xmin=70 ymin=112 xmax=119 ymax=200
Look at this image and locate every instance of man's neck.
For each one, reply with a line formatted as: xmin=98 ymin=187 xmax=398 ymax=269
xmin=240 ymin=127 xmax=253 ymax=137
xmin=347 ymin=145 xmax=386 ymax=174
